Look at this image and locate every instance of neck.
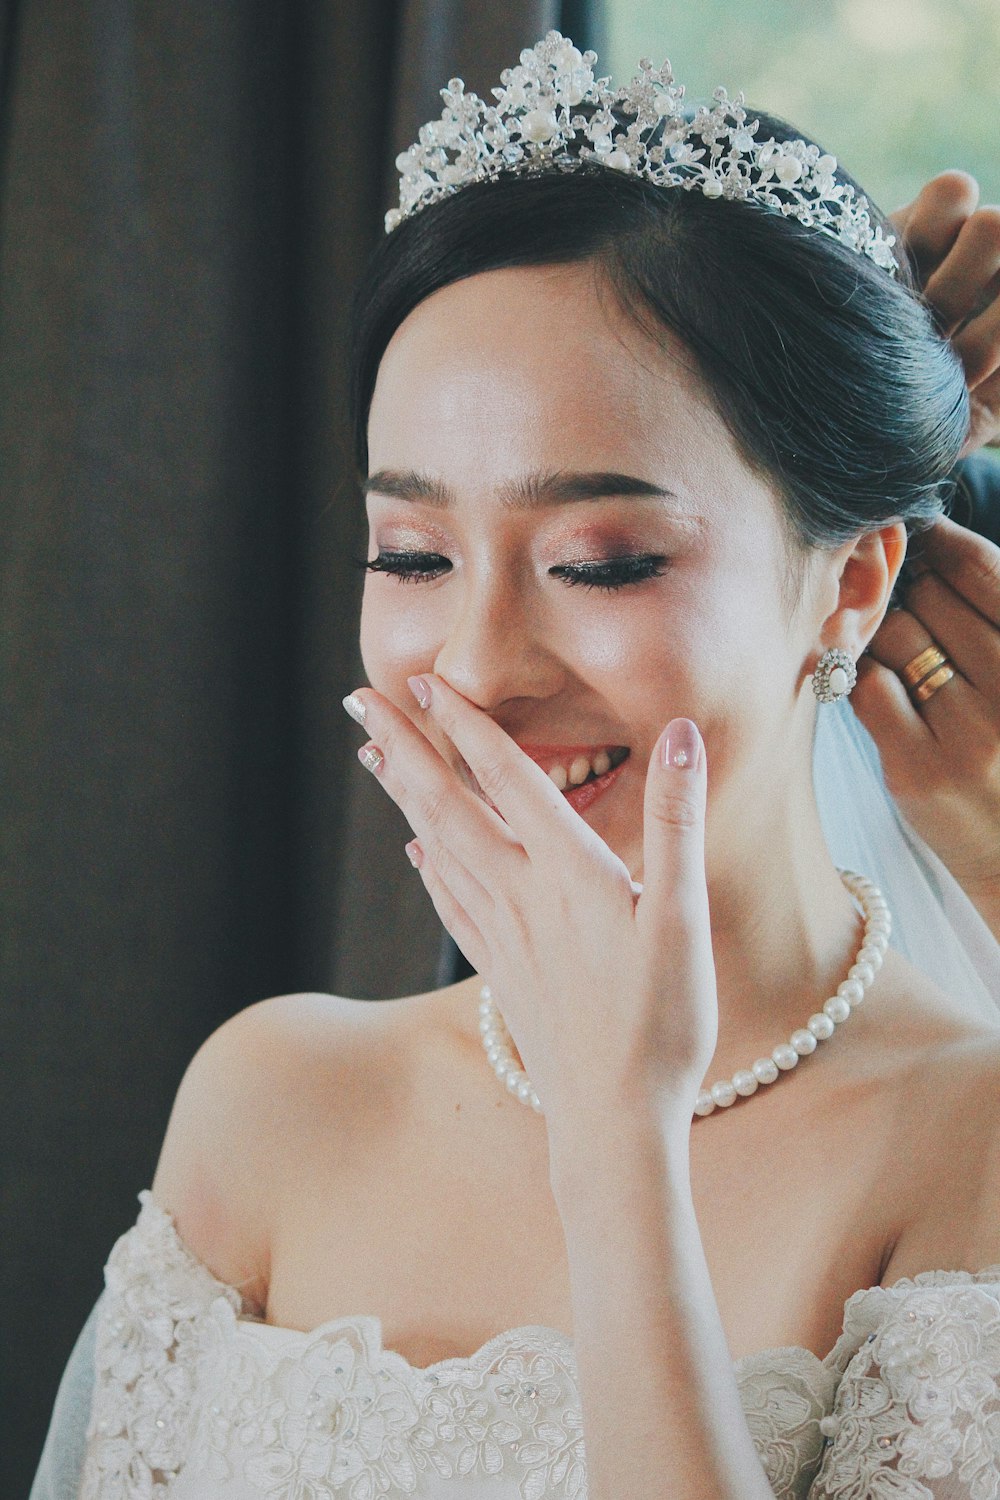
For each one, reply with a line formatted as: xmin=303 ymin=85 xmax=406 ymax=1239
xmin=702 ymin=737 xmax=866 ymax=1080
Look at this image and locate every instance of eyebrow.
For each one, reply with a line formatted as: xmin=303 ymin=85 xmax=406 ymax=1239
xmin=361 ymin=469 xmax=686 ymax=509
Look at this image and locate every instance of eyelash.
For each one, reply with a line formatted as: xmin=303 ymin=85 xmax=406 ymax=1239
xmin=356 ymin=550 xmax=669 ymax=592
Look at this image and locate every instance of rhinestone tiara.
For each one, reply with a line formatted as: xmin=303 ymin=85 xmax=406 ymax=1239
xmin=386 ymin=30 xmax=897 ymax=274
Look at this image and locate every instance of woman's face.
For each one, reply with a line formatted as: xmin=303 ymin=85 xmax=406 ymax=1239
xmin=361 ymin=262 xmax=830 ymax=882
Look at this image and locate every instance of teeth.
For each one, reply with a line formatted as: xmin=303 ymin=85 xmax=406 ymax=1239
xmin=568 ymin=755 xmax=590 ymax=786
xmin=546 ymin=747 xmax=626 ymax=791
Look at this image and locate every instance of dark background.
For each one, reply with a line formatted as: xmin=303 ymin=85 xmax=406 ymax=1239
xmin=0 ymin=2 xmax=603 ymax=1491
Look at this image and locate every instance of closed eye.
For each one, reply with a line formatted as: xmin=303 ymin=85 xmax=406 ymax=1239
xmin=356 ymin=551 xmax=669 ymax=590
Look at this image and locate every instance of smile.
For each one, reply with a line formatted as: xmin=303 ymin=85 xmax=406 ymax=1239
xmin=460 ymin=743 xmax=631 ymax=816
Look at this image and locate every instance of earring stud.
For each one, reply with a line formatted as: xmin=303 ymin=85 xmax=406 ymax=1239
xmin=812 ymin=647 xmax=857 ymax=703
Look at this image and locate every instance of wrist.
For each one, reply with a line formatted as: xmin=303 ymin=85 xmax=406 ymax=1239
xmin=544 ymin=1093 xmax=692 ymax=1211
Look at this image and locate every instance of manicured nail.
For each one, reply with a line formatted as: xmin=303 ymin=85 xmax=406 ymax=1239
xmin=343 ymin=693 xmax=366 ymax=726
xmin=408 ymin=675 xmax=432 ymax=709
xmin=405 ymin=839 xmax=423 ymax=868
xmin=358 ymin=744 xmax=384 ymax=774
xmin=663 ymin=718 xmax=701 ymax=771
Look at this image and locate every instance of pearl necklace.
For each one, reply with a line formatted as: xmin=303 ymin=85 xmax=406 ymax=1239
xmin=478 ymin=868 xmax=890 ymax=1117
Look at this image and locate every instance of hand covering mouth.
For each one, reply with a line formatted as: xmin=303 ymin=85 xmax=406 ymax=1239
xmin=457 ymin=744 xmax=630 ymax=802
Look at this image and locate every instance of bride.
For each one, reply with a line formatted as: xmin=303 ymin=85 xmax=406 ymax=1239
xmin=33 ymin=32 xmax=1000 ymax=1500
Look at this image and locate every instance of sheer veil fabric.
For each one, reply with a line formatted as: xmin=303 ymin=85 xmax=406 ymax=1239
xmin=813 ymin=700 xmax=1000 ymax=1023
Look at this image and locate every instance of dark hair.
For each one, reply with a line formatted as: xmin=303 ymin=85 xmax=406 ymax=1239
xmin=349 ymin=112 xmax=968 ymax=602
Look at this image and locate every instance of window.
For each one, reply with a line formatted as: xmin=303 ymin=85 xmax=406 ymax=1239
xmin=600 ymin=0 xmax=999 ymax=217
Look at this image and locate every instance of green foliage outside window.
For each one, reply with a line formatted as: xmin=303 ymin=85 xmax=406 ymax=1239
xmin=603 ymin=0 xmax=999 ymax=219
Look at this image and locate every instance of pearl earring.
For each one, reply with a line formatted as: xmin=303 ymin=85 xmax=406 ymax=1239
xmin=812 ymin=647 xmax=857 ymax=703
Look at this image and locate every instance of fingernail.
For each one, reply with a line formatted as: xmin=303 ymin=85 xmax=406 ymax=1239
xmin=663 ymin=718 xmax=701 ymax=771
xmin=343 ymin=693 xmax=367 ymax=726
xmin=408 ymin=675 xmax=432 ymax=709
xmin=405 ymin=839 xmax=423 ymax=868
xmin=358 ymin=744 xmax=384 ymax=774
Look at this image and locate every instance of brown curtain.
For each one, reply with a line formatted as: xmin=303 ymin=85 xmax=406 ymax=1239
xmin=0 ymin=0 xmax=558 ymax=1492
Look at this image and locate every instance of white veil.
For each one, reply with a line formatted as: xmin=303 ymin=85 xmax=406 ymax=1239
xmin=814 ymin=698 xmax=1000 ymax=1023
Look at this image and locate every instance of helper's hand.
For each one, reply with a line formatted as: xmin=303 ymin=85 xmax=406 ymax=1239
xmin=343 ymin=675 xmax=717 ymax=1127
xmin=854 ymin=516 xmax=1000 ymax=936
xmin=891 ymin=171 xmax=1000 ymax=455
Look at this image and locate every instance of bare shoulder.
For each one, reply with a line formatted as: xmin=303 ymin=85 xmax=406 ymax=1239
xmin=149 ymin=987 xmax=447 ymax=1311
xmin=879 ymin=1023 xmax=1000 ymax=1283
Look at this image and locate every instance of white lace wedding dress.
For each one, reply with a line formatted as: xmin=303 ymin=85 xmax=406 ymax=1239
xmin=30 ymin=1188 xmax=1000 ymax=1500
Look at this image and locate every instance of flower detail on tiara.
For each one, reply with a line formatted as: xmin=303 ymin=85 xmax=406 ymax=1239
xmin=386 ymin=31 xmax=898 ymax=275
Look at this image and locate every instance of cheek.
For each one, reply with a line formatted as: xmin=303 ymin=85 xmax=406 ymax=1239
xmin=359 ymin=585 xmax=447 ymax=691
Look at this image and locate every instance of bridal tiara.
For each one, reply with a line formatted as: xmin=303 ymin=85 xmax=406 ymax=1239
xmin=386 ymin=30 xmax=898 ymax=275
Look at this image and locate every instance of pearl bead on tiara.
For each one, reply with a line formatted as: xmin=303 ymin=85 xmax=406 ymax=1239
xmin=387 ymin=30 xmax=898 ymax=275
xmin=478 ymin=868 xmax=890 ymax=1118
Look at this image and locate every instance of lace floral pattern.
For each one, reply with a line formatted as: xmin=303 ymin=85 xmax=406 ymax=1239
xmin=808 ymin=1274 xmax=1000 ymax=1499
xmin=78 ymin=1192 xmax=1000 ymax=1500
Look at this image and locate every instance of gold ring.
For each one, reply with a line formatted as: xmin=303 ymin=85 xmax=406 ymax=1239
xmin=901 ymin=645 xmax=949 ymax=689
xmin=913 ymin=664 xmax=955 ymax=703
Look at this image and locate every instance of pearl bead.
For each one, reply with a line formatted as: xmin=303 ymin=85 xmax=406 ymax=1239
xmin=702 ymin=176 xmax=723 ymax=198
xmin=521 ymin=108 xmax=559 ymax=142
xmin=710 ymin=1080 xmax=738 ymax=1108
xmin=808 ymin=1013 xmax=835 ymax=1040
xmin=477 ymin=871 xmax=887 ymax=1122
xmin=774 ymin=154 xmax=803 ymax=183
xmin=828 ymin=666 xmax=848 ymax=696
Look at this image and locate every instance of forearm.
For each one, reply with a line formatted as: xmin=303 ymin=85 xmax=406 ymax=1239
xmin=547 ymin=1105 xmax=776 ymax=1500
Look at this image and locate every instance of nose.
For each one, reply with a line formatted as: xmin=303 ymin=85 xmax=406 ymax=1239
xmin=431 ymin=576 xmax=564 ymax=711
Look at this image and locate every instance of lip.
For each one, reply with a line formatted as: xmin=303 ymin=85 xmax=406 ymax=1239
xmin=561 ymin=753 xmax=629 ymax=813
xmin=516 ymin=742 xmax=626 ymax=766
xmin=460 ymin=745 xmax=631 ymax=818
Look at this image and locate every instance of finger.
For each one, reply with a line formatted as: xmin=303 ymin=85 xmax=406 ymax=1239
xmin=922 ymin=206 xmax=1000 ymax=336
xmin=952 ymin=269 xmax=1000 ymax=388
xmin=638 ymin=718 xmax=712 ymax=958
xmin=404 ymin=818 xmax=497 ymax=931
xmin=850 ymin=657 xmax=937 ymax=803
xmin=345 ymin=691 xmax=523 ymax=881
xmin=965 ymin=375 xmax=1000 ymax=454
xmin=890 ymin=171 xmax=980 ymax=283
xmin=410 ymin=673 xmax=610 ymax=862
xmin=900 ymin=568 xmax=1000 ymax=699
xmin=405 ymin=840 xmax=490 ymax=975
xmin=862 ymin=606 xmax=986 ymax=751
xmin=908 ymin=516 xmax=1000 ymax=627
xmin=964 ymin=383 xmax=1000 ymax=454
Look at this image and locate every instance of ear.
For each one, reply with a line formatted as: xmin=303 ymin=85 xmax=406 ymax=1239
xmin=813 ymin=522 xmax=908 ymax=658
